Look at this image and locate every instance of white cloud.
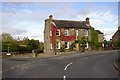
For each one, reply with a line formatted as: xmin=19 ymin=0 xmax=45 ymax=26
xmin=77 ymin=10 xmax=118 ymax=40
xmin=13 ymin=24 xmax=44 ymax=41
xmin=2 ymin=24 xmax=27 ymax=35
xmin=1 ymin=2 xmax=118 ymax=41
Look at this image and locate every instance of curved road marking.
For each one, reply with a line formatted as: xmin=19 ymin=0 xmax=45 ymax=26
xmin=64 ymin=62 xmax=72 ymax=71
xmin=63 ymin=75 xmax=66 ymax=80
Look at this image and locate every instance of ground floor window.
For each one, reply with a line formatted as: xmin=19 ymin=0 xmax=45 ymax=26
xmin=56 ymin=42 xmax=60 ymax=49
xmin=65 ymin=42 xmax=69 ymax=49
xmin=85 ymin=43 xmax=89 ymax=49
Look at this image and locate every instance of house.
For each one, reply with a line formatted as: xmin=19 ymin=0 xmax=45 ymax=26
xmin=95 ymin=30 xmax=104 ymax=43
xmin=44 ymin=15 xmax=103 ymax=54
xmin=112 ymin=26 xmax=120 ymax=41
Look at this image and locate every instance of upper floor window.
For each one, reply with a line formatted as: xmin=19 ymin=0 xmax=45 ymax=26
xmin=56 ymin=29 xmax=60 ymax=36
xmin=84 ymin=30 xmax=88 ymax=36
xmin=76 ymin=30 xmax=79 ymax=36
xmin=64 ymin=29 xmax=69 ymax=36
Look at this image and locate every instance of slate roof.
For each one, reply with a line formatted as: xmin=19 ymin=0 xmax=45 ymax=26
xmin=95 ymin=30 xmax=103 ymax=34
xmin=52 ymin=20 xmax=91 ymax=29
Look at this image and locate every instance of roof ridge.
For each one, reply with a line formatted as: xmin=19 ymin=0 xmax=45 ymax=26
xmin=53 ymin=19 xmax=84 ymax=22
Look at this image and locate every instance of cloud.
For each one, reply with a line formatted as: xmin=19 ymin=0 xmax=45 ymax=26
xmin=2 ymin=24 xmax=27 ymax=35
xmin=78 ymin=8 xmax=91 ymax=16
xmin=2 ymin=8 xmax=45 ymax=25
xmin=1 ymin=2 xmax=118 ymax=41
xmin=77 ymin=9 xmax=118 ymax=40
xmin=13 ymin=24 xmax=44 ymax=41
xmin=53 ymin=7 xmax=72 ymax=17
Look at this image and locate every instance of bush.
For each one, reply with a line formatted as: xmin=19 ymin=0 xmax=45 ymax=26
xmin=60 ymin=45 xmax=65 ymax=52
xmin=69 ymin=42 xmax=75 ymax=51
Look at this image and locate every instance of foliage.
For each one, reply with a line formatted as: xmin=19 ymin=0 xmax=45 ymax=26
xmin=39 ymin=42 xmax=44 ymax=52
xmin=112 ymin=40 xmax=120 ymax=49
xmin=89 ymin=27 xmax=100 ymax=50
xmin=81 ymin=37 xmax=88 ymax=52
xmin=78 ymin=38 xmax=81 ymax=51
xmin=69 ymin=42 xmax=75 ymax=51
xmin=78 ymin=37 xmax=88 ymax=51
xmin=1 ymin=33 xmax=41 ymax=53
xmin=2 ymin=33 xmax=14 ymax=42
xmin=60 ymin=44 xmax=65 ymax=52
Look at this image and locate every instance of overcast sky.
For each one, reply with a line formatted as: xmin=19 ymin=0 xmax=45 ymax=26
xmin=1 ymin=1 xmax=119 ymax=41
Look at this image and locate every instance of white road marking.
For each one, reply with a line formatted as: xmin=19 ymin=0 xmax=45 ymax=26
xmin=64 ymin=62 xmax=72 ymax=71
xmin=63 ymin=75 xmax=66 ymax=80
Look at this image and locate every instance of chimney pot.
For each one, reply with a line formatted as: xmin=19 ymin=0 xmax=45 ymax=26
xmin=85 ymin=17 xmax=90 ymax=25
xmin=49 ymin=15 xmax=53 ymax=23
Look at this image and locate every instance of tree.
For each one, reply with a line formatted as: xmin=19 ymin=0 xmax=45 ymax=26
xmin=2 ymin=33 xmax=14 ymax=42
xmin=2 ymin=33 xmax=19 ymax=52
xmin=28 ymin=39 xmax=38 ymax=50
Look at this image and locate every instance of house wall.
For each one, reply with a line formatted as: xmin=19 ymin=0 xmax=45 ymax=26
xmin=98 ymin=34 xmax=104 ymax=42
xmin=44 ymin=16 xmax=94 ymax=53
xmin=44 ymin=19 xmax=53 ymax=53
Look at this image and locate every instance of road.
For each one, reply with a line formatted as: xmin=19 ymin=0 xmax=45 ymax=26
xmin=1 ymin=50 xmax=119 ymax=79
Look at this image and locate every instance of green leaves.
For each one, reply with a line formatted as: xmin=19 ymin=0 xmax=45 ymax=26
xmin=2 ymin=33 xmax=40 ymax=53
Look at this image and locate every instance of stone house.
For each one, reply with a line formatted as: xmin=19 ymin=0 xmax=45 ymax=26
xmin=112 ymin=27 xmax=120 ymax=41
xmin=95 ymin=30 xmax=104 ymax=43
xmin=44 ymin=15 xmax=103 ymax=53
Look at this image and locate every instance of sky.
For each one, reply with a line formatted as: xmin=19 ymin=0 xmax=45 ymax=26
xmin=1 ymin=1 xmax=119 ymax=41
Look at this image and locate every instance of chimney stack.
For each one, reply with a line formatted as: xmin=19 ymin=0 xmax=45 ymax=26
xmin=49 ymin=15 xmax=53 ymax=23
xmin=118 ymin=26 xmax=120 ymax=30
xmin=86 ymin=17 xmax=90 ymax=25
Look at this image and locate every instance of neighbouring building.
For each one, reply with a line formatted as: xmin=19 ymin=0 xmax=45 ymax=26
xmin=112 ymin=26 xmax=120 ymax=41
xmin=44 ymin=15 xmax=104 ymax=53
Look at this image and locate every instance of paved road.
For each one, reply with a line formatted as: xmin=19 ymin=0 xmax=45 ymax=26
xmin=1 ymin=50 xmax=119 ymax=79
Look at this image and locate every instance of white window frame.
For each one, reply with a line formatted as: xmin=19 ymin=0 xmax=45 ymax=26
xmin=84 ymin=30 xmax=88 ymax=36
xmin=50 ymin=43 xmax=52 ymax=49
xmin=56 ymin=29 xmax=60 ymax=36
xmin=64 ymin=29 xmax=69 ymax=36
xmin=85 ymin=43 xmax=89 ymax=49
xmin=50 ymin=30 xmax=52 ymax=36
xmin=56 ymin=42 xmax=60 ymax=49
xmin=76 ymin=30 xmax=79 ymax=36
xmin=76 ymin=30 xmax=78 ymax=40
xmin=64 ymin=42 xmax=69 ymax=49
